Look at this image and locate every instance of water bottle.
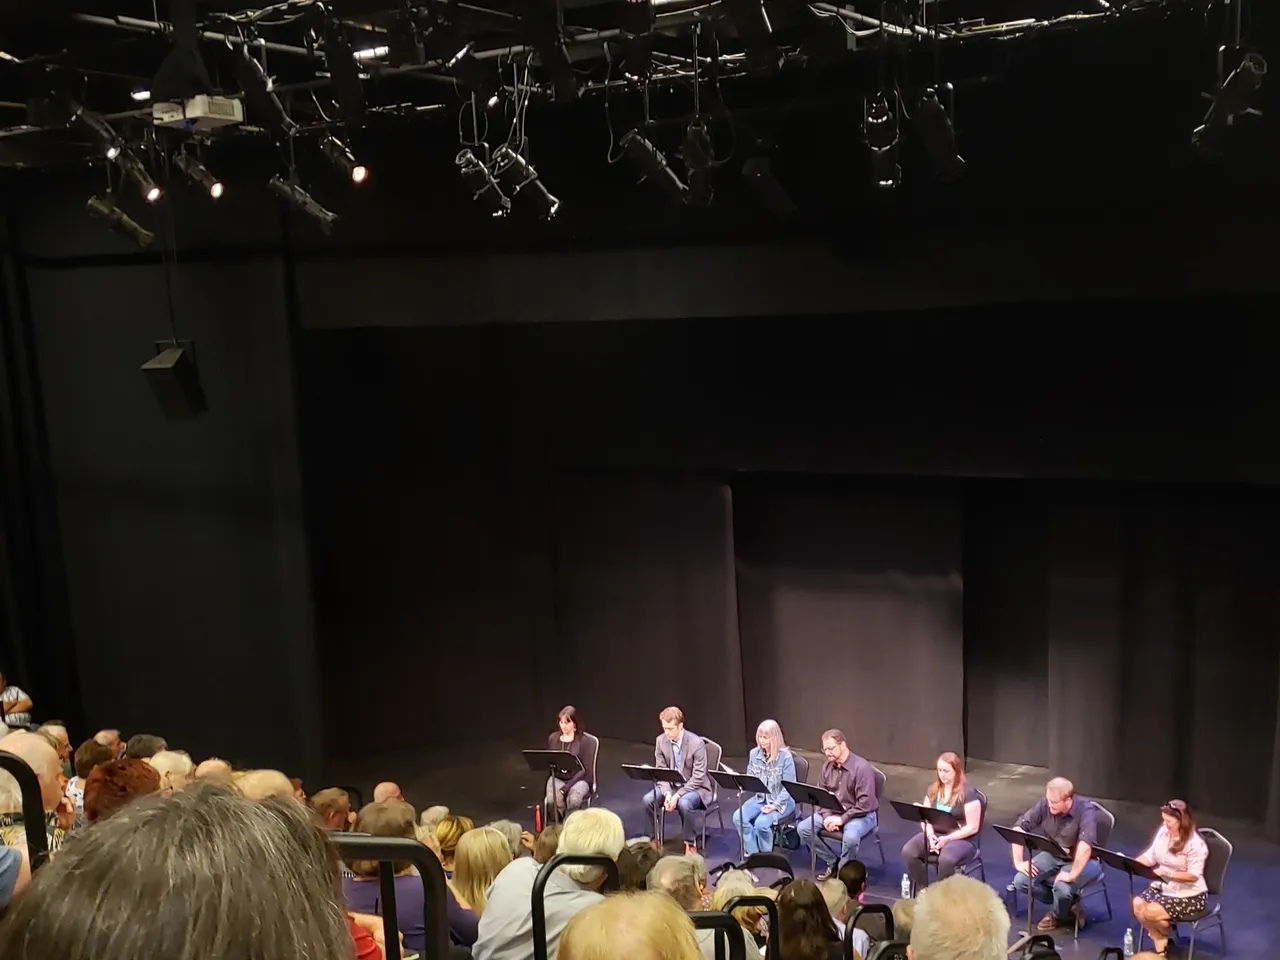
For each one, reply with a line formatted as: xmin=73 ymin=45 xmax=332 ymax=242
xmin=901 ymin=873 xmax=912 ymax=898
xmin=1123 ymin=928 xmax=1135 ymax=957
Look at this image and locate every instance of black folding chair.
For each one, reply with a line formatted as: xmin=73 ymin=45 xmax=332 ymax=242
xmin=331 ymin=833 xmax=449 ymax=960
xmin=849 ymin=902 xmax=895 ymax=951
xmin=866 ymin=940 xmax=909 ymax=960
xmin=690 ymin=911 xmax=748 ymax=960
xmin=0 ymin=750 xmax=50 ymax=871
xmin=712 ymin=852 xmax=795 ymax=890
xmin=531 ymin=854 xmax=620 ymax=960
xmin=724 ymin=895 xmax=780 ymax=960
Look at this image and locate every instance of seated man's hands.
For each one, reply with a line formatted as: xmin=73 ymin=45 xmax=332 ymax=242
xmin=663 ymin=793 xmax=679 ymax=812
xmin=822 ymin=816 xmax=842 ymax=833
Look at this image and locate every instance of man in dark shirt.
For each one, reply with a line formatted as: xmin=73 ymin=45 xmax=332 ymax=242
xmin=796 ymin=728 xmax=879 ymax=880
xmin=1010 ymin=776 xmax=1103 ymax=931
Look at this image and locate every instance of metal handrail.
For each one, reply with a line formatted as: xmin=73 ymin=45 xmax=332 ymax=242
xmin=330 ymin=834 xmax=449 ymax=960
xmin=0 ymin=750 xmax=49 ymax=871
xmin=531 ymin=854 xmax=619 ymax=960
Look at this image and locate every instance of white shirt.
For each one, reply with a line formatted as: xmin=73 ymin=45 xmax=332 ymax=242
xmin=834 ymin=918 xmax=872 ymax=960
xmin=473 ymin=857 xmax=603 ymax=960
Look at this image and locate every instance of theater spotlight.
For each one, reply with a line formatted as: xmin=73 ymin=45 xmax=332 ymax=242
xmin=319 ymin=134 xmax=369 ymax=184
xmin=863 ymin=92 xmax=900 ymax=190
xmin=86 ymin=194 xmax=154 ymax=247
xmin=914 ymin=86 xmax=964 ymax=181
xmin=520 ymin=4 xmax=578 ymax=102
xmin=456 ymin=149 xmax=510 ymax=217
xmin=620 ymin=129 xmax=688 ymax=204
xmin=1192 ymin=52 xmax=1267 ymax=156
xmin=491 ymin=145 xmax=560 ymax=219
xmin=235 ymin=47 xmax=298 ymax=141
xmin=268 ymin=175 xmax=338 ymax=233
xmin=116 ymin=148 xmax=163 ymax=203
xmin=721 ymin=0 xmax=784 ymax=75
xmin=173 ymin=152 xmax=223 ymax=199
xmin=449 ymin=43 xmax=502 ymax=109
xmin=322 ymin=18 xmax=366 ymax=128
xmin=70 ymin=101 xmax=123 ymax=159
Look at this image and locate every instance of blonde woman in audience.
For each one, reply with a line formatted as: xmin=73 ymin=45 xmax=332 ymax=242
xmin=447 ymin=826 xmax=514 ymax=945
xmin=146 ymin=750 xmax=195 ymax=795
xmin=560 ymin=891 xmax=703 ymax=960
xmin=435 ymin=813 xmax=475 ymax=875
xmin=711 ymin=870 xmax=771 ymax=950
xmin=0 ymin=783 xmax=357 ymax=960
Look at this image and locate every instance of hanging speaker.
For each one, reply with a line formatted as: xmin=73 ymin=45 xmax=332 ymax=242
xmin=142 ymin=343 xmax=207 ymax=419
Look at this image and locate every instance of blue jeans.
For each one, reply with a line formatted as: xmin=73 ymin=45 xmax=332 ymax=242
xmin=797 ymin=811 xmax=878 ymax=869
xmin=642 ymin=788 xmax=706 ymax=844
xmin=731 ymin=795 xmax=796 ymax=855
xmin=1011 ymin=850 xmax=1104 ymax=922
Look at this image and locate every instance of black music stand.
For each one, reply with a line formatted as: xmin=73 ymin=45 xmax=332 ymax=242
xmin=992 ymin=824 xmax=1069 ymax=954
xmin=523 ymin=749 xmax=584 ymax=825
xmin=623 ymin=763 xmax=686 ymax=845
xmin=889 ymin=799 xmax=960 ymax=893
xmin=782 ymin=779 xmax=843 ymax=876
xmin=712 ymin=769 xmax=768 ymax=861
xmin=1092 ymin=845 xmax=1160 ymax=902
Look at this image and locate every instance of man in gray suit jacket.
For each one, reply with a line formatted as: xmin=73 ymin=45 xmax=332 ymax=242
xmin=641 ymin=705 xmax=713 ymax=854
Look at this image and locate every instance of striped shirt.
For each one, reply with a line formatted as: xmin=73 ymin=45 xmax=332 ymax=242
xmin=0 ymin=686 xmax=30 ymax=729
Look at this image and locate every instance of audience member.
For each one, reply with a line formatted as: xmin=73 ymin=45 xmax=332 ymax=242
xmin=648 ymin=856 xmax=755 ymax=960
xmin=68 ymin=739 xmax=113 ymax=812
xmin=123 ymin=734 xmax=168 ymax=760
xmin=374 ymin=781 xmax=403 ymax=803
xmin=820 ymin=877 xmax=871 ymax=960
xmin=907 ymin=875 xmax=1009 ymax=960
xmin=435 ymin=814 xmax=475 ymax=875
xmin=710 ymin=871 xmax=771 ymax=948
xmin=35 ymin=723 xmax=72 ymax=777
xmin=238 ymin=769 xmax=296 ymax=802
xmin=838 ymin=861 xmax=886 ymax=943
xmin=0 ymin=783 xmax=356 ymax=960
xmin=0 ymin=672 xmax=32 ymax=731
xmin=0 ymin=845 xmax=28 ymax=911
xmin=83 ymin=759 xmax=161 ymax=823
xmin=344 ymin=800 xmax=428 ymax=955
xmin=147 ymin=750 xmax=195 ymax=794
xmin=0 ymin=731 xmax=71 ymax=854
xmin=534 ymin=823 xmax=563 ymax=865
xmin=777 ymin=878 xmax=845 ymax=960
xmin=617 ymin=839 xmax=662 ymax=890
xmin=290 ymin=777 xmax=307 ymax=801
xmin=487 ymin=819 xmax=534 ymax=860
xmin=891 ymin=899 xmax=915 ymax=942
xmin=685 ymin=852 xmax=712 ymax=908
xmin=420 ymin=804 xmax=450 ymax=832
xmin=474 ymin=806 xmax=625 ymax=960
xmin=312 ymin=787 xmax=357 ymax=831
xmin=194 ymin=758 xmax=235 ymax=782
xmin=92 ymin=729 xmax=125 ymax=758
xmin=560 ymin=891 xmax=703 ymax=960
xmin=448 ymin=826 xmax=514 ymax=945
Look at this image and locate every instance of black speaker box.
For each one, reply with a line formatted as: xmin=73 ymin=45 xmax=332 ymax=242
xmin=142 ymin=345 xmax=207 ymax=419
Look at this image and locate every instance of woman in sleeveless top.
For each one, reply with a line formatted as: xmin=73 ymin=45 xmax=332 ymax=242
xmin=900 ymin=751 xmax=982 ymax=892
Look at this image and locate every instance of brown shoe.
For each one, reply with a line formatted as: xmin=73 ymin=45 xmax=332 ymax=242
xmin=1037 ymin=913 xmax=1063 ymax=932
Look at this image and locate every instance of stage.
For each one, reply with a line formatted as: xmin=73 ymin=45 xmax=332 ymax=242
xmin=328 ymin=738 xmax=1272 ymax=957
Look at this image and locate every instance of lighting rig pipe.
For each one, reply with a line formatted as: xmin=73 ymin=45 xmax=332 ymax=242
xmin=809 ymin=3 xmax=933 ymax=38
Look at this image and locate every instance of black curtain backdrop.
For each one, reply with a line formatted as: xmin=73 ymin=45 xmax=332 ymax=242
xmin=733 ymin=477 xmax=965 ymax=767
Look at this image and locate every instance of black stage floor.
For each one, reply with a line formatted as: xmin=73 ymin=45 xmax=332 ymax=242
xmin=328 ymin=739 xmax=1275 ymax=957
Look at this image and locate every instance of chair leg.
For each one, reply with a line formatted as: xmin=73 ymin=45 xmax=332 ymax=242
xmin=876 ymin=831 xmax=885 ymax=867
xmin=1102 ymin=879 xmax=1113 ymax=920
xmin=717 ymin=804 xmax=725 ymax=829
xmin=1187 ymin=925 xmax=1197 ymax=960
xmin=1219 ymin=918 xmax=1227 ymax=954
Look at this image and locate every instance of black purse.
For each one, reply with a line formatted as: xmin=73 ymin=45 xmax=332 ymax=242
xmin=775 ymin=823 xmax=801 ymax=851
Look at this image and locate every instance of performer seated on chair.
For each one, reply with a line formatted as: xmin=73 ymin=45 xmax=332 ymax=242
xmin=901 ymin=751 xmax=983 ymax=892
xmin=546 ymin=705 xmax=592 ymax=816
xmin=1131 ymin=799 xmax=1209 ymax=957
xmin=797 ymin=729 xmax=878 ymax=881
xmin=731 ymin=719 xmax=797 ymax=856
xmin=1010 ymin=776 xmax=1102 ymax=932
xmin=641 ymin=706 xmax=712 ymax=856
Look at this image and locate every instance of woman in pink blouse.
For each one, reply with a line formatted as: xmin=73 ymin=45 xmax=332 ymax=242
xmin=1131 ymin=799 xmax=1209 ymax=956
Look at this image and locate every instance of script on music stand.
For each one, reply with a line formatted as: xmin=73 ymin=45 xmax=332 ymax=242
xmin=622 ymin=764 xmax=686 ymax=845
xmin=992 ymin=824 xmax=1070 ymax=952
xmin=782 ymin=779 xmax=844 ymax=876
xmin=1092 ymin=845 xmax=1161 ymax=900
xmin=711 ymin=769 xmax=769 ymax=861
xmin=522 ymin=750 xmax=584 ymax=825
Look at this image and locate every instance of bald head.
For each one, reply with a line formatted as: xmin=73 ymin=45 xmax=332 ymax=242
xmin=0 ymin=732 xmax=63 ymax=811
xmin=194 ymin=758 xmax=234 ymax=783
xmin=373 ymin=781 xmax=403 ymax=803
xmin=238 ymin=769 xmax=295 ymax=802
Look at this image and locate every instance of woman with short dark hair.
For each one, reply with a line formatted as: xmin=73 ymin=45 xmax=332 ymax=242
xmin=546 ymin=705 xmax=592 ymax=816
xmin=0 ymin=783 xmax=355 ymax=960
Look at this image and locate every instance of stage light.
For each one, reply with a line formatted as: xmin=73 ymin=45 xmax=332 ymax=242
xmin=914 ymin=86 xmax=964 ymax=181
xmin=322 ymin=18 xmax=366 ymax=128
xmin=130 ymin=88 xmax=151 ymax=102
xmin=863 ymin=92 xmax=900 ymax=190
xmin=1192 ymin=52 xmax=1267 ymax=156
xmin=70 ymin=101 xmax=123 ymax=159
xmin=449 ymin=43 xmax=503 ymax=110
xmin=235 ymin=48 xmax=297 ymax=141
xmin=721 ymin=0 xmax=784 ymax=75
xmin=319 ymin=134 xmax=368 ymax=184
xmin=520 ymin=4 xmax=579 ymax=102
xmin=491 ymin=145 xmax=560 ymax=219
xmin=116 ymin=148 xmax=163 ymax=203
xmin=353 ymin=45 xmax=389 ymax=62
xmin=456 ymin=148 xmax=510 ymax=217
xmin=174 ymin=152 xmax=224 ymax=199
xmin=86 ymin=194 xmax=154 ymax=247
xmin=268 ymin=175 xmax=338 ymax=233
xmin=620 ymin=129 xmax=688 ymax=204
